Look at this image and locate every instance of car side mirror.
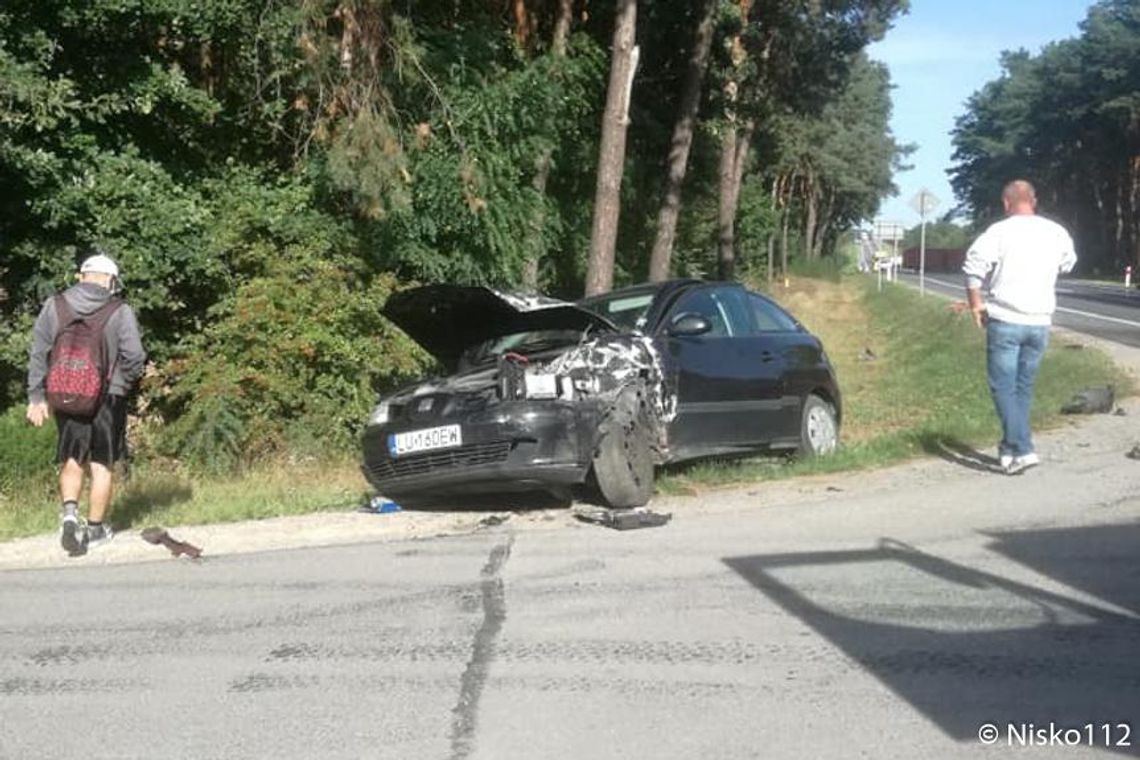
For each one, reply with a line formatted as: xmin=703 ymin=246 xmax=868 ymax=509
xmin=668 ymin=312 xmax=712 ymax=337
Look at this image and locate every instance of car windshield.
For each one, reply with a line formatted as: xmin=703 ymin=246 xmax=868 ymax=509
xmin=462 ymin=329 xmax=585 ymax=367
xmin=578 ymin=292 xmax=655 ymax=331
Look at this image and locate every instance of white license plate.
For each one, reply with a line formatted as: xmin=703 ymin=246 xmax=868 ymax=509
xmin=388 ymin=425 xmax=462 ymax=458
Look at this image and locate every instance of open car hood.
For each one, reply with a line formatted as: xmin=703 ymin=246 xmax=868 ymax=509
xmin=383 ymin=285 xmax=618 ymax=371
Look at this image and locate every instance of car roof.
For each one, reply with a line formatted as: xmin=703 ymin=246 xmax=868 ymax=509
xmin=576 ymin=279 xmax=703 ymax=307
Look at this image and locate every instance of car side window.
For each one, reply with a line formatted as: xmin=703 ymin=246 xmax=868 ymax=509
xmin=715 ymin=287 xmax=757 ymax=336
xmin=671 ymin=287 xmax=751 ymax=337
xmin=749 ymin=293 xmax=799 ymax=332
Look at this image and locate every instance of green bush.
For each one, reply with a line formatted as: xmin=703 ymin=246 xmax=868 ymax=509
xmin=155 ymin=260 xmax=430 ymax=472
xmin=0 ymin=405 xmax=56 ymax=504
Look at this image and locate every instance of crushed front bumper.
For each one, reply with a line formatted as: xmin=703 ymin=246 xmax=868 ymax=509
xmin=361 ymin=401 xmax=597 ymax=499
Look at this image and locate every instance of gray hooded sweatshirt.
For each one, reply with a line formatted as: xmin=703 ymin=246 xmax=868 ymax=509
xmin=26 ymin=282 xmax=147 ymax=403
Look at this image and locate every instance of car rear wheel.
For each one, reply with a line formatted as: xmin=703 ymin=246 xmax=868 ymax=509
xmin=798 ymin=394 xmax=838 ymax=456
xmin=591 ymin=385 xmax=655 ymax=508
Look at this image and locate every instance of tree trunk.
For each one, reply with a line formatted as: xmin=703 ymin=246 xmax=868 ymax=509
xmin=647 ymin=0 xmax=718 ymax=282
xmin=1130 ymin=154 xmax=1140 ymax=272
xmin=780 ymin=176 xmax=793 ymax=279
xmin=802 ymin=171 xmax=817 ymax=261
xmin=766 ymin=234 xmax=774 ymax=284
xmin=521 ymin=0 xmax=574 ymax=291
xmin=717 ymin=124 xmax=738 ymax=280
xmin=716 ymin=119 xmax=754 ymax=280
xmin=512 ymin=0 xmax=532 ymax=49
xmin=814 ymin=186 xmax=833 ymax=260
xmin=584 ymin=0 xmax=638 ymax=296
xmin=732 ymin=121 xmax=752 ymax=192
xmin=550 ymin=0 xmax=573 ymax=56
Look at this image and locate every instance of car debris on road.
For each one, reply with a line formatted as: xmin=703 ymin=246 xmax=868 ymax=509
xmin=140 ymin=527 xmax=202 ymax=559
xmin=1061 ymin=386 xmax=1115 ymax=414
xmin=574 ymin=505 xmax=672 ymax=531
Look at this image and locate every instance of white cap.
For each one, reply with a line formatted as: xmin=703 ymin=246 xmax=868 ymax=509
xmin=79 ymin=254 xmax=119 ymax=278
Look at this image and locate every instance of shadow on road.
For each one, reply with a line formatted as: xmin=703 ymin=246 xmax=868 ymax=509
xmin=393 ymin=490 xmax=573 ymax=512
xmin=917 ymin=434 xmax=1002 ymax=474
xmin=982 ymin=522 xmax=1140 ymax=617
xmin=725 ymin=527 xmax=1140 ymax=754
xmin=113 ymin=476 xmax=194 ymax=528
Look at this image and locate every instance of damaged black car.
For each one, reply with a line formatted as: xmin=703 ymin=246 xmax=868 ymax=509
xmin=362 ymin=279 xmax=841 ymax=508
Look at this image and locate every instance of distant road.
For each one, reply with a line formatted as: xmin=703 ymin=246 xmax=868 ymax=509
xmin=896 ymin=271 xmax=1140 ymax=349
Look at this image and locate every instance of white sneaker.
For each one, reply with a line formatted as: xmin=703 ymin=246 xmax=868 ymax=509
xmin=999 ymin=454 xmax=1013 ymax=471
xmin=1005 ymin=452 xmax=1040 ymax=475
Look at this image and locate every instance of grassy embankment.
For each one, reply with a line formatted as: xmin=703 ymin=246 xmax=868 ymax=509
xmin=0 ymin=273 xmax=1131 ymax=540
xmin=658 ymin=274 xmax=1132 ymax=493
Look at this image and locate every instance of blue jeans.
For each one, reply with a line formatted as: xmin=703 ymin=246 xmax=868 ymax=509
xmin=986 ymin=319 xmax=1049 ymax=458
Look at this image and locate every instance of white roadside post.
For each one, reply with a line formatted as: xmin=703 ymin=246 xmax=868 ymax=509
xmin=909 ymin=188 xmax=941 ymax=297
xmin=872 ymin=220 xmax=905 ymax=291
xmin=1126 ymin=265 xmax=1133 ymax=289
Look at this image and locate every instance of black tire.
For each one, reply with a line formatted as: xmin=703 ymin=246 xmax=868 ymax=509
xmin=797 ymin=394 xmax=839 ymax=457
xmin=591 ymin=385 xmax=655 ymax=508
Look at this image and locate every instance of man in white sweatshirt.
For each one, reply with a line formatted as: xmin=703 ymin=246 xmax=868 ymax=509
xmin=963 ymin=180 xmax=1077 ymax=475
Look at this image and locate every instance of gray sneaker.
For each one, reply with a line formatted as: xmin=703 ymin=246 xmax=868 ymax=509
xmin=86 ymin=523 xmax=114 ymax=550
xmin=60 ymin=515 xmax=88 ymax=557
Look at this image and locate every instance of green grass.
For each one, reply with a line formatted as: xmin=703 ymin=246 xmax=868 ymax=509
xmin=0 ymin=273 xmax=1132 ymax=540
xmin=0 ymin=454 xmax=369 ymax=543
xmin=658 ymin=275 xmax=1133 ymax=493
xmin=0 ymin=406 xmax=61 ymax=539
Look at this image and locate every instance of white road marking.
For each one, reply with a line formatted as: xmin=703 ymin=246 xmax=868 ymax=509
xmin=919 ymin=275 xmax=1140 ymax=330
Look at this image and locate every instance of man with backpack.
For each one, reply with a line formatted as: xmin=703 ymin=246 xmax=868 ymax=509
xmin=25 ymin=251 xmax=146 ymax=556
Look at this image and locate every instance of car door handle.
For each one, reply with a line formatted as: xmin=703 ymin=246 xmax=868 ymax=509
xmin=760 ymin=350 xmax=776 ymax=363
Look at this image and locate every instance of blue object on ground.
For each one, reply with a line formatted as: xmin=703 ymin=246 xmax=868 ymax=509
xmin=367 ymin=496 xmax=401 ymax=514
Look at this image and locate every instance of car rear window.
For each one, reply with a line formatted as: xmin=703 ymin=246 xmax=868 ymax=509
xmin=580 ymin=293 xmax=655 ymax=330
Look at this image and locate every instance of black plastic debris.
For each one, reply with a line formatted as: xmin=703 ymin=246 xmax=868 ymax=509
xmin=574 ymin=505 xmax=672 ymax=531
xmin=1061 ymin=386 xmax=1115 ymax=414
xmin=479 ymin=514 xmax=511 ymax=528
xmin=1126 ymin=445 xmax=1140 ymax=461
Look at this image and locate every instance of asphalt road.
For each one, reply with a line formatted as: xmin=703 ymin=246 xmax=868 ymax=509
xmin=896 ymin=271 xmax=1140 ymax=348
xmin=2 ymin=400 xmax=1139 ymax=759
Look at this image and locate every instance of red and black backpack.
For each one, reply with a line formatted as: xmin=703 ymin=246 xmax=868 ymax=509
xmin=44 ymin=295 xmax=122 ymax=417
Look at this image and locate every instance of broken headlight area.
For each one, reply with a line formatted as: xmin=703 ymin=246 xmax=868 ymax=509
xmin=371 ymin=334 xmax=675 ymax=459
xmin=368 ymin=402 xmax=390 ymax=426
xmin=496 ymin=352 xmax=576 ymax=401
xmin=542 ymin=333 xmax=676 ymax=457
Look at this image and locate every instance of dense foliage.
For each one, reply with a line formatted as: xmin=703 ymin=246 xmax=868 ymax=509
xmin=950 ymin=0 xmax=1140 ymax=275
xmin=1 ymin=0 xmax=907 ymax=469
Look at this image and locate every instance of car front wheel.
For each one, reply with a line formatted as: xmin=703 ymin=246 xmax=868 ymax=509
xmin=591 ymin=384 xmax=655 ymax=508
xmin=798 ymin=394 xmax=838 ymax=456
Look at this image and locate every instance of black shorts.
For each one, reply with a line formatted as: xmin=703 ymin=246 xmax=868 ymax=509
xmin=55 ymin=395 xmax=129 ymax=467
